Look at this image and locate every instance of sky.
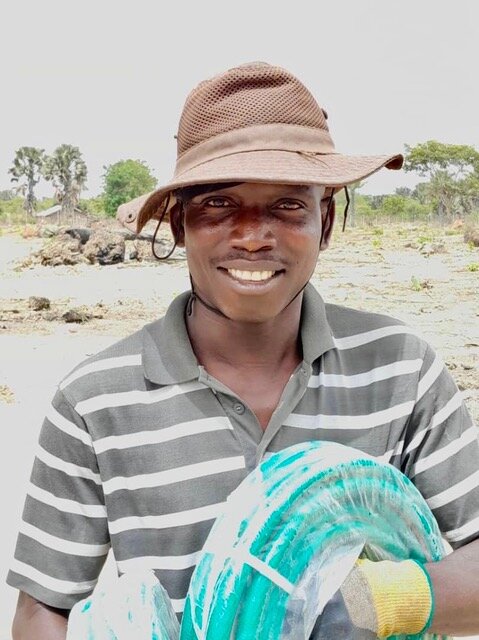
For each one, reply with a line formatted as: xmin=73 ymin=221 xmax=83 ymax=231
xmin=1 ymin=0 xmax=478 ymax=198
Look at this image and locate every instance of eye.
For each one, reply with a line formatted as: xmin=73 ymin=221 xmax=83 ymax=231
xmin=202 ymin=196 xmax=232 ymax=208
xmin=275 ymin=199 xmax=304 ymax=210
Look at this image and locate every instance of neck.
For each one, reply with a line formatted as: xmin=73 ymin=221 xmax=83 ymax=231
xmin=186 ymin=294 xmax=304 ymax=371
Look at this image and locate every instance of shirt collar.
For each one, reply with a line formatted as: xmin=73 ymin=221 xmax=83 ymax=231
xmin=142 ymin=291 xmax=199 ymax=385
xmin=300 ymin=283 xmax=335 ymax=365
xmin=141 ymin=284 xmax=335 ymax=385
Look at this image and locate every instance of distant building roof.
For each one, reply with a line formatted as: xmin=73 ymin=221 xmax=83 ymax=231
xmin=34 ymin=204 xmax=62 ymax=218
xmin=34 ymin=205 xmax=83 ymax=218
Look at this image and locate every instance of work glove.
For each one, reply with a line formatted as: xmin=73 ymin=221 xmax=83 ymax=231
xmin=340 ymin=558 xmax=434 ymax=638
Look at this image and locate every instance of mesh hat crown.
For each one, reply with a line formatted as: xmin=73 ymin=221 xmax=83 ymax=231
xmin=177 ymin=61 xmax=330 ymax=156
xmin=117 ymin=62 xmax=403 ymax=233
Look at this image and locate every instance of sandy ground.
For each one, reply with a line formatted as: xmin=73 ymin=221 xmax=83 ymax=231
xmin=1 ymin=223 xmax=478 ymax=638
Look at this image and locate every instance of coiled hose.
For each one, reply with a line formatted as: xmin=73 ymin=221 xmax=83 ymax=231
xmin=67 ymin=441 xmax=449 ymax=639
xmin=180 ymin=441 xmax=447 ymax=640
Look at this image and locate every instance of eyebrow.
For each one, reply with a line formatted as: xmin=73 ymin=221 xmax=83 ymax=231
xmin=203 ymin=184 xmax=315 ymax=197
xmin=184 ymin=183 xmax=323 ymax=205
xmin=270 ymin=185 xmax=322 ymax=201
xmin=176 ymin=182 xmax=242 ymax=202
xmin=274 ymin=185 xmax=313 ymax=195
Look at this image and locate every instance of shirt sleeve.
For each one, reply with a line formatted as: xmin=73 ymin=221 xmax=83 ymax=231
xmin=400 ymin=343 xmax=479 ymax=549
xmin=7 ymin=387 xmax=110 ymax=609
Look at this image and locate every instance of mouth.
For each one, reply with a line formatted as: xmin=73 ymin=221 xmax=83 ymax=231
xmin=218 ymin=267 xmax=285 ymax=285
xmin=228 ymin=268 xmax=278 ymax=282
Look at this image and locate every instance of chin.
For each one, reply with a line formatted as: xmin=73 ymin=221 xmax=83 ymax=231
xmin=219 ymin=299 xmax=288 ymax=324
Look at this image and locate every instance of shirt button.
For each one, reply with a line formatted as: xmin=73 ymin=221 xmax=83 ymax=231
xmin=233 ymin=402 xmax=245 ymax=414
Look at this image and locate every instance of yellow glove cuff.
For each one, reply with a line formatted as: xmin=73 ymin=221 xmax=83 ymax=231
xmin=357 ymin=558 xmax=433 ymax=637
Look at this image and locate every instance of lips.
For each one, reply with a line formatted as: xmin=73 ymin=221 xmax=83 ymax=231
xmin=220 ymin=257 xmax=285 ymax=275
xmin=216 ymin=258 xmax=286 ymax=288
xmin=218 ymin=267 xmax=285 ymax=289
xmin=227 ymin=269 xmax=276 ymax=282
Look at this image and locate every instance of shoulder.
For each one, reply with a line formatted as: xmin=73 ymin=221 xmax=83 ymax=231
xmin=325 ymin=302 xmax=406 ymax=334
xmin=58 ymin=317 xmax=165 ymax=403
xmin=323 ymin=302 xmax=430 ymax=362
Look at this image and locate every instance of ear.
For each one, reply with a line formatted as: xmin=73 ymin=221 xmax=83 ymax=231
xmin=319 ymin=195 xmax=336 ymax=251
xmin=169 ymin=202 xmax=185 ymax=247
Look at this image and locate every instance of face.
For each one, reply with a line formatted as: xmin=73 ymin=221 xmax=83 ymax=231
xmin=171 ymin=182 xmax=334 ymax=323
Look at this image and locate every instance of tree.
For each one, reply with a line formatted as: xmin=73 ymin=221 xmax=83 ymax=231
xmin=343 ymin=180 xmax=365 ymax=228
xmin=381 ymin=194 xmax=407 ymax=217
xmin=404 ymin=141 xmax=479 ymax=219
xmin=395 ymin=187 xmax=413 ymax=198
xmin=42 ymin=144 xmax=87 ymax=220
xmin=365 ymin=194 xmax=385 ymax=210
xmin=411 ymin=182 xmax=430 ymax=205
xmin=459 ymin=173 xmax=479 ymax=214
xmin=102 ymin=159 xmax=157 ymax=216
xmin=380 ymin=194 xmax=428 ymax=221
xmin=8 ymin=147 xmax=46 ymax=219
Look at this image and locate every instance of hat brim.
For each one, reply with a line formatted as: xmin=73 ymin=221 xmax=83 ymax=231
xmin=117 ymin=150 xmax=403 ymax=233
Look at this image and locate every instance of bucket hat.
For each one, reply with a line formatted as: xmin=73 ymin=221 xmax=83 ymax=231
xmin=117 ymin=62 xmax=403 ymax=233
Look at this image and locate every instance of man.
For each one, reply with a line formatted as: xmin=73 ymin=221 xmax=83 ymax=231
xmin=8 ymin=62 xmax=479 ymax=638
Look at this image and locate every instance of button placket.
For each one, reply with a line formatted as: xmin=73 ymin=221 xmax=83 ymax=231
xmin=256 ymin=361 xmax=313 ymax=463
xmin=233 ymin=402 xmax=245 ymax=415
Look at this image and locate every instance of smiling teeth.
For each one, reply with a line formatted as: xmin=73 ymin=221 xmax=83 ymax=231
xmin=228 ymin=269 xmax=275 ymax=282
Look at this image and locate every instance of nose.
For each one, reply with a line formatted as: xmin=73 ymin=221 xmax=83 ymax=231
xmin=230 ymin=208 xmax=276 ymax=252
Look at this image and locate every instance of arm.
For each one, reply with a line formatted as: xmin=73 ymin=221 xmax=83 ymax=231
xmin=7 ymin=387 xmax=109 ymax=630
xmin=427 ymin=537 xmax=479 ymax=636
xmin=12 ymin=592 xmax=68 ymax=640
xmin=402 ymin=342 xmax=479 ymax=632
xmin=341 ymin=539 xmax=479 ymax=637
xmin=340 ymin=340 xmax=479 ymax=636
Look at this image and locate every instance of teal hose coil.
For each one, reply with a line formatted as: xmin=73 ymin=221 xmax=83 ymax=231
xmin=67 ymin=441 xmax=451 ymax=639
xmin=180 ymin=441 xmax=449 ymax=640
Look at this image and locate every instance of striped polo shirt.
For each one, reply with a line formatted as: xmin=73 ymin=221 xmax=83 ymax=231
xmin=7 ymin=284 xmax=479 ymax=614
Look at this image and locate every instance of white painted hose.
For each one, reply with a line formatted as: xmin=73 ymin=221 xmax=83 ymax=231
xmin=68 ymin=441 xmax=449 ymax=640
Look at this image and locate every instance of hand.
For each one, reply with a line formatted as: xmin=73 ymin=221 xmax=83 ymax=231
xmin=340 ymin=558 xmax=433 ymax=638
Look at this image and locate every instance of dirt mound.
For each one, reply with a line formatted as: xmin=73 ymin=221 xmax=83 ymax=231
xmin=30 ymin=220 xmax=181 ymax=266
xmin=39 ymin=236 xmax=87 ymax=266
xmin=64 ymin=228 xmax=92 ymax=244
xmin=126 ymin=237 xmax=176 ymax=262
xmin=28 ymin=296 xmax=50 ymax=311
xmin=35 ymin=228 xmax=127 ymax=266
xmin=83 ymin=229 xmax=125 ymax=265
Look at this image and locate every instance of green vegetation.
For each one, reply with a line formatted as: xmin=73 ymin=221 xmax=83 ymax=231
xmin=102 ymin=159 xmax=157 ymax=216
xmin=444 ymin=227 xmax=463 ymax=236
xmin=417 ymin=234 xmax=434 ymax=244
xmin=467 ymin=263 xmax=479 ymax=272
xmin=404 ymin=141 xmax=479 ymax=220
xmin=330 ymin=140 xmax=479 ymax=226
xmin=0 ymin=197 xmax=32 ymax=224
xmin=79 ymin=196 xmax=106 ymax=217
xmin=410 ymin=276 xmax=423 ymax=292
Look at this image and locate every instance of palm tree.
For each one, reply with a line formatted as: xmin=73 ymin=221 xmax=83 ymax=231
xmin=43 ymin=144 xmax=87 ymax=222
xmin=8 ymin=147 xmax=46 ymax=221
